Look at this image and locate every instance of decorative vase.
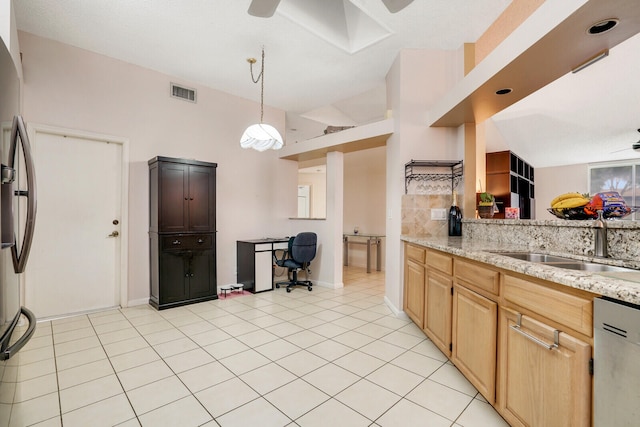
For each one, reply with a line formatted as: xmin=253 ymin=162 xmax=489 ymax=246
xmin=478 ymin=205 xmax=494 ymax=219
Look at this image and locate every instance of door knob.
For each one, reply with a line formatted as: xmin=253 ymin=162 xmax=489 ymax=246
xmin=108 ymin=231 xmax=119 ymax=237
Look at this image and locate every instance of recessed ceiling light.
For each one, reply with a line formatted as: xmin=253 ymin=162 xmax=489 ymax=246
xmin=588 ymin=19 xmax=619 ymax=35
xmin=495 ymin=88 xmax=512 ymax=95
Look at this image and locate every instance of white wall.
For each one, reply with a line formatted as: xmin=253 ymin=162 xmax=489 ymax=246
xmin=18 ymin=31 xmax=304 ymax=305
xmin=534 ymin=163 xmax=588 ymax=219
xmin=385 ymin=48 xmax=463 ymax=313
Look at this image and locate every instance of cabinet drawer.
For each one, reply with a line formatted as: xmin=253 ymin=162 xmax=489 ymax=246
xmin=426 ymin=250 xmax=453 ymax=275
xmin=255 ymin=243 xmax=272 ymax=251
xmin=455 ymin=259 xmax=500 ymax=296
xmin=406 ymin=244 xmax=426 ymax=264
xmin=273 ymin=242 xmax=289 ymax=250
xmin=162 ymin=235 xmax=213 ymax=250
xmin=503 ymin=274 xmax=593 ymax=337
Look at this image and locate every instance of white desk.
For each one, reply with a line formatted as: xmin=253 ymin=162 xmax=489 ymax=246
xmin=237 ymin=238 xmax=289 ymax=292
xmin=343 ymin=234 xmax=384 ymax=273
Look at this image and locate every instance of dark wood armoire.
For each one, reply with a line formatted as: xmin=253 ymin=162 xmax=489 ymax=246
xmin=148 ymin=156 xmax=217 ymax=309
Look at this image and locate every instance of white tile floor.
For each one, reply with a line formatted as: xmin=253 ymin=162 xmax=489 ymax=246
xmin=0 ymin=267 xmax=510 ymax=426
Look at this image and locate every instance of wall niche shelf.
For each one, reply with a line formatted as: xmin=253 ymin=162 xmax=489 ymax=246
xmin=404 ymin=160 xmax=463 ymax=195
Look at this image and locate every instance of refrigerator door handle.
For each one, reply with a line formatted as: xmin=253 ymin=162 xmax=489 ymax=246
xmin=9 ymin=115 xmax=37 ymax=274
xmin=0 ymin=307 xmax=36 ymax=360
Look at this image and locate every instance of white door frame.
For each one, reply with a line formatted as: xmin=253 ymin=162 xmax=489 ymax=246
xmin=26 ymin=123 xmax=130 ymax=309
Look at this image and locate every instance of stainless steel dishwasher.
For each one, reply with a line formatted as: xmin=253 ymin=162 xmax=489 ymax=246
xmin=594 ymin=297 xmax=640 ymax=426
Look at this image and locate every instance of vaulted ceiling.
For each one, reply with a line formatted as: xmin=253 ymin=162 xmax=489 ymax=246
xmin=13 ymin=0 xmax=640 ymax=167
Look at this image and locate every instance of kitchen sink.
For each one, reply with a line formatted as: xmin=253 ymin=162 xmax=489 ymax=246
xmin=491 ymin=251 xmax=637 ymax=273
xmin=491 ymin=252 xmax=576 ymax=263
xmin=544 ymin=263 xmax=637 ymax=273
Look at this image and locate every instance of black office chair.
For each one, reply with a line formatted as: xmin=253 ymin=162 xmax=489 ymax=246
xmin=275 ymin=232 xmax=317 ymax=293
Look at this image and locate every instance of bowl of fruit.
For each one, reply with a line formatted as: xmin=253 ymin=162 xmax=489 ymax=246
xmin=548 ymin=192 xmax=634 ymax=220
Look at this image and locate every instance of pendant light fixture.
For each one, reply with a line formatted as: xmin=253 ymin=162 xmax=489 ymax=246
xmin=240 ymin=47 xmax=283 ymax=151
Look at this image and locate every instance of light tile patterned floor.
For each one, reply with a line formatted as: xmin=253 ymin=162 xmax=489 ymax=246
xmin=0 ymin=267 xmax=510 ymax=426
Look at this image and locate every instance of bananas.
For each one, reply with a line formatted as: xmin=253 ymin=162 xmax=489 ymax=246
xmin=550 ymin=192 xmax=590 ymax=209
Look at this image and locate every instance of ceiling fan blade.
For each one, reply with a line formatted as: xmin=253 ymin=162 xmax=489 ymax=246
xmin=610 ymin=147 xmax=632 ymax=154
xmin=248 ymin=0 xmax=282 ymax=18
xmin=381 ymin=0 xmax=414 ymax=13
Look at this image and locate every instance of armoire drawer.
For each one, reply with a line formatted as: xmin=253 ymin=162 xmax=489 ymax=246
xmin=162 ymin=234 xmax=213 ymax=250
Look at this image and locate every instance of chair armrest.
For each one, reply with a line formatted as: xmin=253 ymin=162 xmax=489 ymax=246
xmin=273 ymin=248 xmax=289 ymax=265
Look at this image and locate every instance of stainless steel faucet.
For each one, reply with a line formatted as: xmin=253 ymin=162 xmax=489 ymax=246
xmin=594 ymin=210 xmax=608 ymax=258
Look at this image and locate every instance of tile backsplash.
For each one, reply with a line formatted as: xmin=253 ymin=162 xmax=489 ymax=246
xmin=401 ymin=194 xmax=453 ymax=237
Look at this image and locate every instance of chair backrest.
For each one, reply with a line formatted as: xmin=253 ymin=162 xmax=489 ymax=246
xmin=291 ymin=232 xmax=317 ymax=264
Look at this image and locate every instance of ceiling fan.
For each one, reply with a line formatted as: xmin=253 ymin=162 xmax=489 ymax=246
xmin=610 ymin=129 xmax=640 ymax=154
xmin=248 ymin=0 xmax=414 ymax=17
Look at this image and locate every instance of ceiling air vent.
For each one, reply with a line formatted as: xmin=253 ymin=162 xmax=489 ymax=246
xmin=170 ymin=83 xmax=196 ymax=103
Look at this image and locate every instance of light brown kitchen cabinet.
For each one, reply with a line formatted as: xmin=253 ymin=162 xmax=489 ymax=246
xmin=451 ymin=284 xmax=497 ymax=403
xmin=423 ymin=249 xmax=454 ymax=357
xmin=403 ymin=244 xmax=426 ymax=328
xmin=402 ymin=243 xmax=595 ymax=426
xmin=497 ymin=307 xmax=592 ymax=427
xmin=424 ymin=268 xmax=453 ymax=357
xmin=404 ymin=257 xmax=426 ymax=328
xmin=502 ymin=274 xmax=593 ymax=338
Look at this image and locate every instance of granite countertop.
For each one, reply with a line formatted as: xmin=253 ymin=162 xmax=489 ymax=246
xmin=402 ymin=235 xmax=640 ymax=305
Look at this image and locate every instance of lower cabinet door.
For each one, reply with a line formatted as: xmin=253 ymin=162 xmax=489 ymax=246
xmin=189 ymin=249 xmax=215 ymax=299
xmin=404 ymin=259 xmax=425 ymax=328
xmin=424 ymin=269 xmax=452 ymax=357
xmin=452 ymin=285 xmax=497 ymax=403
xmin=159 ymin=251 xmax=189 ymax=304
xmin=254 ymin=250 xmax=274 ymax=292
xmin=497 ymin=307 xmax=592 ymax=427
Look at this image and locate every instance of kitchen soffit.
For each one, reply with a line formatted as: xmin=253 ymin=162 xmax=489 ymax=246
xmin=430 ymin=0 xmax=640 ymax=127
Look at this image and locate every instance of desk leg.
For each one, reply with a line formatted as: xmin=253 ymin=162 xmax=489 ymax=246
xmin=376 ymin=238 xmax=382 ymax=271
xmin=366 ymin=239 xmax=372 ymax=273
xmin=343 ymin=236 xmax=348 ymax=267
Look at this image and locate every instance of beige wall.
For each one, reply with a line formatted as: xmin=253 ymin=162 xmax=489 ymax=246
xmin=343 ymin=146 xmax=386 ymax=269
xmin=18 ymin=31 xmax=303 ymax=305
xmin=385 ymin=48 xmax=463 ymax=312
xmin=534 ymin=163 xmax=588 ymax=219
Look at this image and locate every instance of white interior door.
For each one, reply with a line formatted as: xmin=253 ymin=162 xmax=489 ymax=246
xmin=25 ymin=127 xmax=126 ymax=319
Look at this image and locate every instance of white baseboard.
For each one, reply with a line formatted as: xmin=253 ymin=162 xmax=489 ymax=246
xmin=126 ymin=298 xmax=150 ymax=308
xmin=312 ymin=280 xmax=344 ymax=289
xmin=384 ymin=296 xmax=408 ymax=319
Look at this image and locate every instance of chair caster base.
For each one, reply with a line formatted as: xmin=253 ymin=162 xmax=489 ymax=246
xmin=286 ymin=288 xmax=291 ymax=293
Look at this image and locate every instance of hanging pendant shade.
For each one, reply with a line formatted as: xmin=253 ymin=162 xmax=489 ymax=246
xmin=240 ymin=123 xmax=283 ymax=151
xmin=240 ymin=47 xmax=283 ymax=151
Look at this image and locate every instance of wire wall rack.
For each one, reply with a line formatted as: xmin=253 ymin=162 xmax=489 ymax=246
xmin=404 ymin=160 xmax=464 ymax=194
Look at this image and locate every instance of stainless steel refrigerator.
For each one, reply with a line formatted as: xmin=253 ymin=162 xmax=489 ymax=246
xmin=0 ymin=40 xmax=37 ymax=361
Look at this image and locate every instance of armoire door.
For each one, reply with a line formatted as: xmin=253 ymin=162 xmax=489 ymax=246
xmin=159 ymin=250 xmax=188 ymax=304
xmin=159 ymin=162 xmax=189 ymax=233
xmin=189 ymin=249 xmax=216 ymax=299
xmin=187 ymin=165 xmax=216 ymax=232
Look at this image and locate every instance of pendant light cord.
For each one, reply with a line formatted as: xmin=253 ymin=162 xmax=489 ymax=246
xmin=249 ymin=47 xmax=265 ymax=123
